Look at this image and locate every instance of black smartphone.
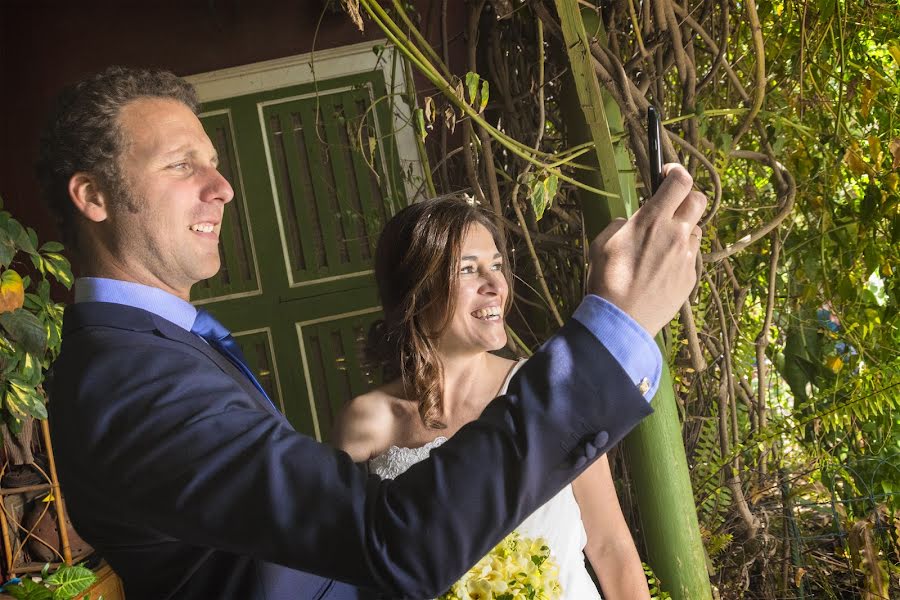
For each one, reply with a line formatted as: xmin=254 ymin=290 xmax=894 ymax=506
xmin=648 ymin=106 xmax=663 ymax=194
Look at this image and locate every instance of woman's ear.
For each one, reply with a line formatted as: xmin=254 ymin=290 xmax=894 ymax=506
xmin=68 ymin=172 xmax=109 ymax=223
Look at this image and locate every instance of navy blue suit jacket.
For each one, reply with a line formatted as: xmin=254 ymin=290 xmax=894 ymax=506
xmin=49 ymin=302 xmax=652 ymax=599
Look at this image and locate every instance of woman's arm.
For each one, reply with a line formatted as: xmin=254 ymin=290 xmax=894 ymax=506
xmin=572 ymin=454 xmax=651 ymax=599
xmin=331 ymin=391 xmax=394 ymax=462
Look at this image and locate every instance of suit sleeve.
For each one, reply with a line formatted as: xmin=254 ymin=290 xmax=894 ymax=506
xmin=52 ymin=318 xmax=652 ymax=599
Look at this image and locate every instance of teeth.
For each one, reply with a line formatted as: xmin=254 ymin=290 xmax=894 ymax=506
xmin=190 ymin=223 xmax=215 ymax=233
xmin=472 ymin=306 xmax=502 ymax=320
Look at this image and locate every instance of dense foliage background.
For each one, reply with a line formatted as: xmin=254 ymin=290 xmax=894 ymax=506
xmin=348 ymin=0 xmax=899 ymax=597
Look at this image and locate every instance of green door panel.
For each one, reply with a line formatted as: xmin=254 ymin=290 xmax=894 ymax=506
xmin=293 ymin=305 xmax=385 ymax=441
xmin=194 ymin=110 xmax=260 ymax=302
xmin=232 ymin=328 xmax=284 ymax=412
xmin=260 ymin=285 xmax=383 ymax=439
xmin=261 ymin=87 xmax=394 ymax=285
xmin=191 ymin=67 xmax=408 ymax=439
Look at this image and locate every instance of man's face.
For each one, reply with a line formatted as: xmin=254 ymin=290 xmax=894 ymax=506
xmin=101 ymin=97 xmax=233 ymax=299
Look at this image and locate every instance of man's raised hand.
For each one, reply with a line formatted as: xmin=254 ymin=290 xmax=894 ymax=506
xmin=586 ymin=164 xmax=707 ymax=337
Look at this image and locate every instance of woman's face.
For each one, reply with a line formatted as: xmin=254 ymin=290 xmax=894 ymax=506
xmin=436 ymin=223 xmax=509 ymax=356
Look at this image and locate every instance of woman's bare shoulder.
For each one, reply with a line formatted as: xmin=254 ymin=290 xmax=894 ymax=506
xmin=332 ymin=384 xmax=406 ymax=462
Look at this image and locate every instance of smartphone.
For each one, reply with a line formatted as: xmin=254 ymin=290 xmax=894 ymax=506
xmin=648 ymin=106 xmax=663 ymax=194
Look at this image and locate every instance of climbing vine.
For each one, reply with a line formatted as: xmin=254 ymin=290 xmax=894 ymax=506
xmin=343 ymin=0 xmax=900 ymax=596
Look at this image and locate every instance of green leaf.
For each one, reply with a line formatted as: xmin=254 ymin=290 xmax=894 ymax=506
xmin=45 ymin=564 xmax=96 ymax=600
xmin=367 ymin=135 xmax=377 ymax=167
xmin=530 ymin=178 xmax=547 ymax=221
xmin=47 ymin=318 xmax=61 ymax=354
xmin=27 ymin=228 xmax=38 ymax=252
xmin=545 ymin=174 xmax=559 ymax=206
xmin=43 ymin=253 xmax=73 ymax=290
xmin=861 ymin=182 xmax=881 ymax=222
xmin=862 ymin=241 xmax=881 ymax=275
xmin=529 ymin=175 xmax=558 ymax=222
xmin=24 ymin=293 xmax=42 ymax=312
xmin=414 ymin=107 xmax=427 ymax=142
xmin=817 ymin=0 xmax=835 ymax=21
xmin=465 ymin=71 xmax=480 ymax=106
xmin=5 ymin=577 xmax=53 ymax=600
xmin=38 ymin=279 xmax=51 ymax=302
xmin=12 ymin=352 xmax=43 ymax=387
xmin=5 ymin=380 xmax=48 ymax=420
xmin=3 ymin=405 xmax=25 ymax=434
xmin=7 ymin=218 xmax=37 ymax=256
xmin=479 ymin=80 xmax=489 ymax=113
xmin=39 ymin=242 xmax=64 ymax=253
xmin=0 ymin=227 xmax=16 ymax=268
xmin=31 ymin=254 xmax=45 ymax=276
xmin=0 ymin=309 xmax=48 ymax=355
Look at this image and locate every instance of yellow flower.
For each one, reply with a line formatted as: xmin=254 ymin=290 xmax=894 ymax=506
xmin=437 ymin=531 xmax=562 ymax=600
xmin=465 ymin=579 xmax=494 ymax=600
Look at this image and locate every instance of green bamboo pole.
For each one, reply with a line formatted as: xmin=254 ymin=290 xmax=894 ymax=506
xmin=554 ymin=2 xmax=713 ymax=598
xmin=553 ymin=0 xmax=625 ymax=221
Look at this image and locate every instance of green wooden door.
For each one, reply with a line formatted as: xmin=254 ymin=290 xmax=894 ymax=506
xmin=191 ymin=70 xmax=405 ymax=441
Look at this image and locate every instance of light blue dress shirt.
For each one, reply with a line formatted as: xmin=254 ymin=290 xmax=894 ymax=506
xmin=74 ymin=278 xmax=198 ymax=331
xmin=74 ymin=278 xmax=662 ymax=400
xmin=572 ymin=295 xmax=662 ymax=399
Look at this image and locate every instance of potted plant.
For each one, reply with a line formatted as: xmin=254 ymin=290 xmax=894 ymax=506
xmin=1 ymin=562 xmax=96 ymax=600
xmin=0 ymin=196 xmax=82 ymax=580
xmin=0 ymin=199 xmax=71 ymax=451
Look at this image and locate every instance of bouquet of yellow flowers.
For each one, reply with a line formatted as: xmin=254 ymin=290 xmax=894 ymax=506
xmin=438 ymin=531 xmax=562 ymax=600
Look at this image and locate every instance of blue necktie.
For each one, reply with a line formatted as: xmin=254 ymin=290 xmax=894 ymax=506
xmin=191 ymin=309 xmax=275 ymax=409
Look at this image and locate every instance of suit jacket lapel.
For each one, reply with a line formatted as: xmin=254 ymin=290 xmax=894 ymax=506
xmin=64 ymin=302 xmax=284 ymax=420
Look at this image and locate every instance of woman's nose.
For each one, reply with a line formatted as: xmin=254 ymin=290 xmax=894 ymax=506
xmin=480 ymin=270 xmax=506 ymax=293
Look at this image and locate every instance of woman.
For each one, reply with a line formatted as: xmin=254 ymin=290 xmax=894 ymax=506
xmin=333 ymin=196 xmax=651 ymax=599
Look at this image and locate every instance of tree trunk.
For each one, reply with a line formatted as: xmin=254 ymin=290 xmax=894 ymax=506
xmin=1 ymin=419 xmax=35 ymax=466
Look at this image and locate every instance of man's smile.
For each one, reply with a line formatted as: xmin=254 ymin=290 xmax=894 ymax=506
xmin=189 ymin=221 xmax=220 ymax=236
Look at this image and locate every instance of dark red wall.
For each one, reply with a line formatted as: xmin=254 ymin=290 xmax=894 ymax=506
xmin=0 ymin=0 xmax=464 ymax=250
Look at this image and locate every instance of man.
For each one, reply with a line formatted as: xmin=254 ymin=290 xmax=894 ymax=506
xmin=41 ymin=67 xmax=706 ymax=599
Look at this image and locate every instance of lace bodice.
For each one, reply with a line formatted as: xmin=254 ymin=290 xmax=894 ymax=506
xmin=368 ymin=436 xmax=448 ymax=480
xmin=368 ymin=361 xmax=601 ymax=600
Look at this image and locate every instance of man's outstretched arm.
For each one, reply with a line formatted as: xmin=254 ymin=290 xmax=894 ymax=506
xmin=51 ymin=165 xmax=705 ymax=598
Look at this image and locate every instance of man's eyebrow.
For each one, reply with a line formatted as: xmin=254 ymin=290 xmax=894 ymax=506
xmin=161 ymin=144 xmax=191 ymax=158
xmin=161 ymin=146 xmax=220 ymax=165
xmin=460 ymin=253 xmax=502 ymax=261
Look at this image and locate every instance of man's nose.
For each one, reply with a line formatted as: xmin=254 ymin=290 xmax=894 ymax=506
xmin=203 ymin=166 xmax=234 ymax=204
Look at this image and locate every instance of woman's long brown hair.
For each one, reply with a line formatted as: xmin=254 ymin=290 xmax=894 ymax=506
xmin=368 ymin=195 xmax=512 ymax=429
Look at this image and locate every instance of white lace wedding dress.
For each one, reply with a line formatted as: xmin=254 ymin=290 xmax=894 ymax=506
xmin=369 ymin=361 xmax=602 ymax=599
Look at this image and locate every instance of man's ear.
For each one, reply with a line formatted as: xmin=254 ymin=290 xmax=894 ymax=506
xmin=68 ymin=172 xmax=109 ymax=223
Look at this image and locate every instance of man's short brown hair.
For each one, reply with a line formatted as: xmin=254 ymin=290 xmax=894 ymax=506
xmin=36 ymin=66 xmax=199 ymax=250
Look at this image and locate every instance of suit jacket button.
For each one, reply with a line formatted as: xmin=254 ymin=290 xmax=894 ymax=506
xmin=593 ymin=431 xmax=609 ymax=449
xmin=584 ymin=442 xmax=598 ymax=460
xmin=573 ymin=455 xmax=588 ymax=470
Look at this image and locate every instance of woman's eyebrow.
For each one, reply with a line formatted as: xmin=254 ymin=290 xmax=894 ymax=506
xmin=460 ymin=253 xmax=502 ymax=261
